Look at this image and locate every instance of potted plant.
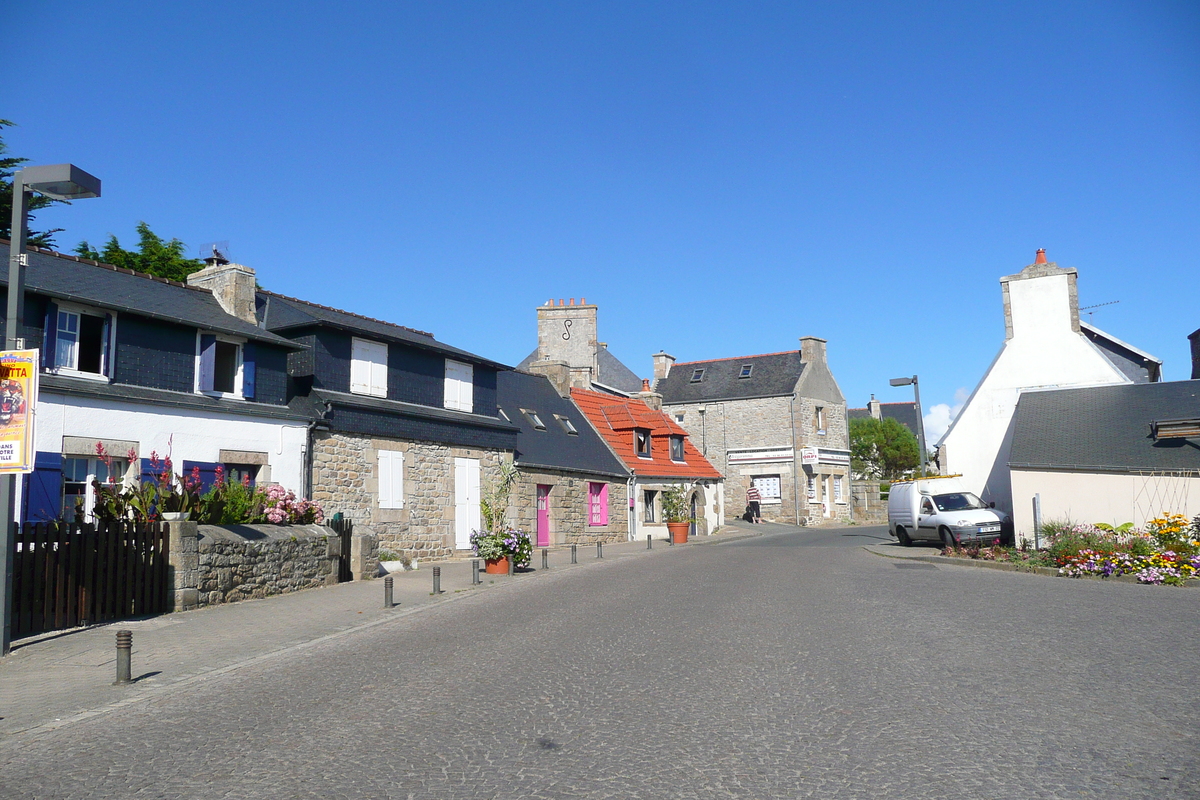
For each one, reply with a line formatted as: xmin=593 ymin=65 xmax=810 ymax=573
xmin=470 ymin=460 xmax=532 ymax=573
xmin=662 ymin=485 xmax=693 ymax=544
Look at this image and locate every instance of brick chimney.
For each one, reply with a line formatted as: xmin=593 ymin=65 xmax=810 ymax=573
xmin=187 ymin=261 xmax=258 ymax=325
xmin=800 ymin=336 xmax=827 ymax=365
xmin=652 ymin=350 xmax=675 ymax=387
xmin=534 ymin=298 xmax=597 ymax=390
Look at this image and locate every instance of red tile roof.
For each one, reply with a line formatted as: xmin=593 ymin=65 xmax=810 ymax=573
xmin=571 ymin=389 xmax=722 ymax=479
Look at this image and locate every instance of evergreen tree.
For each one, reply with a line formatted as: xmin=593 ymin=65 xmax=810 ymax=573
xmin=850 ymin=416 xmax=920 ymax=479
xmin=0 ymin=119 xmax=65 ymax=248
xmin=75 ymin=222 xmax=205 ymax=281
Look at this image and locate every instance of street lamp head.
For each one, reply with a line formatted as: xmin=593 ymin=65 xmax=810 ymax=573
xmin=889 ymin=377 xmax=914 ymax=387
xmin=17 ymin=163 xmax=101 ymax=200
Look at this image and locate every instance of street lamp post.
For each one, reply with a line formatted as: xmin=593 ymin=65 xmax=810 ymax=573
xmin=889 ymin=375 xmax=927 ymax=478
xmin=2 ymin=164 xmax=101 ymax=656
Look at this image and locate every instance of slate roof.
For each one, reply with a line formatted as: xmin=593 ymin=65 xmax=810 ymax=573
xmin=40 ymin=374 xmax=311 ymax=422
xmin=657 ymin=351 xmax=804 ymax=404
xmin=260 ymin=291 xmax=509 ymax=369
xmin=1081 ymin=322 xmax=1162 ymax=383
xmin=515 ymin=346 xmax=644 ymax=395
xmin=496 ymin=371 xmax=628 ymax=478
xmin=0 ymin=242 xmax=298 ymax=348
xmin=1008 ymin=380 xmax=1200 ymax=473
xmin=571 ymin=388 xmax=722 ymax=479
xmin=297 ymin=387 xmax=518 ymax=432
xmin=848 ymin=402 xmax=919 ymax=434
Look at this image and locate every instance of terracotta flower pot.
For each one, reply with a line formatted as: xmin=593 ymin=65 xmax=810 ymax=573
xmin=666 ymin=522 xmax=689 ymax=544
xmin=484 ymin=556 xmax=510 ymax=575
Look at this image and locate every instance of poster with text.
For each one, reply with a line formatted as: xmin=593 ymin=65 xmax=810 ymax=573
xmin=0 ymin=350 xmax=38 ymax=473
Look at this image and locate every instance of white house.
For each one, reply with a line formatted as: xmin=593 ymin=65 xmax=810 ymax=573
xmin=937 ymin=249 xmax=1162 ymax=516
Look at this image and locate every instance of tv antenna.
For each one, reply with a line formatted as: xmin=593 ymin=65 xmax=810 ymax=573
xmin=1080 ymin=300 xmax=1119 ymax=321
xmin=198 ymin=241 xmax=231 ymax=266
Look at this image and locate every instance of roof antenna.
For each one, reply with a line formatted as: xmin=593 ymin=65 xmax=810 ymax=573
xmin=199 ymin=241 xmax=231 ymax=267
xmin=1079 ymin=300 xmax=1119 ymax=321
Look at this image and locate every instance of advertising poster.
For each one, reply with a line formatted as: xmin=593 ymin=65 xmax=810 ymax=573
xmin=0 ymin=350 xmax=38 ymax=474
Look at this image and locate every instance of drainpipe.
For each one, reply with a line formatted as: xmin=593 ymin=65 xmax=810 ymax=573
xmin=790 ymin=393 xmax=799 ymax=525
xmin=627 ymin=472 xmax=637 ymax=542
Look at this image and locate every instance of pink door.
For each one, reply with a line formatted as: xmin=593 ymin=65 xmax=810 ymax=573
xmin=536 ymin=484 xmax=551 ymax=547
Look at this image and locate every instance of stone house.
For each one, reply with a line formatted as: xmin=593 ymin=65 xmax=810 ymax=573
xmin=496 ymin=369 xmax=630 ymax=545
xmin=653 ymin=337 xmax=850 ymax=525
xmin=937 ymin=249 xmax=1162 ymax=517
xmin=517 ymin=298 xmax=644 ymax=396
xmin=255 ymin=283 xmax=518 ymax=561
xmin=2 ymin=241 xmax=310 ymax=524
xmin=571 ymin=384 xmax=723 ymax=540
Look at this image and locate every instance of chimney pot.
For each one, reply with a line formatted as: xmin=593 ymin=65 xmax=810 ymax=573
xmin=580 ymin=297 xmax=586 ymax=305
xmin=642 ymin=378 xmax=651 ymax=391
xmin=1035 ymin=248 xmax=1047 ymax=264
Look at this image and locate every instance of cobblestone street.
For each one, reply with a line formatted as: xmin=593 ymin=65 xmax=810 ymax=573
xmin=2 ymin=524 xmax=1197 ymax=799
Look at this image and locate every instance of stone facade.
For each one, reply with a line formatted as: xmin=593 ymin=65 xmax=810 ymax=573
xmin=311 ymin=430 xmax=506 ymax=561
xmin=506 ymin=469 xmax=629 ymax=545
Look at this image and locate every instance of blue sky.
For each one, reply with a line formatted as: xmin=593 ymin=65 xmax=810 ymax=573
xmin=5 ymin=1 xmax=1198 ymax=441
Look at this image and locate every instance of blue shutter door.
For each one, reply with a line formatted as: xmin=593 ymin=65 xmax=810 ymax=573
xmin=101 ymin=313 xmax=113 ymax=376
xmin=42 ymin=302 xmax=59 ymax=369
xmin=23 ymin=451 xmax=63 ymax=523
xmin=182 ymin=460 xmax=221 ymax=494
xmin=242 ymin=342 xmax=256 ymax=399
xmin=198 ymin=334 xmax=216 ymax=391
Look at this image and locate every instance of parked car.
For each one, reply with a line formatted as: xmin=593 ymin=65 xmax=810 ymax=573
xmin=888 ymin=475 xmax=1009 ymax=547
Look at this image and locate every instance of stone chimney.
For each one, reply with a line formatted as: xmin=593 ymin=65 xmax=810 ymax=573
xmin=526 ymin=359 xmax=572 ymax=398
xmin=187 ymin=261 xmax=258 ymax=325
xmin=652 ymin=351 xmax=675 ymax=386
xmin=635 ymin=378 xmax=663 ymax=411
xmin=534 ymin=298 xmax=597 ymax=390
xmin=999 ymin=248 xmax=1080 ymax=341
xmin=1189 ymin=328 xmax=1200 ymax=380
xmin=867 ymin=394 xmax=881 ymax=420
xmin=800 ymin=336 xmax=827 ymax=365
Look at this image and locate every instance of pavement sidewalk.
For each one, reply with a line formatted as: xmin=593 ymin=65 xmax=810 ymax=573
xmin=0 ymin=524 xmax=761 ymax=737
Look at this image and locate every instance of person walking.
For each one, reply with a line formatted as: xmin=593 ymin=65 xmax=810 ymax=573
xmin=746 ymin=482 xmax=762 ymax=524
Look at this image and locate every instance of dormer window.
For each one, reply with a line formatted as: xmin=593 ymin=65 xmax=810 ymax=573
xmin=635 ymin=428 xmax=652 ymax=458
xmin=444 ymin=359 xmax=474 ymax=412
xmin=197 ymin=333 xmax=244 ymax=397
xmin=351 ymin=337 xmax=388 ymax=398
xmin=521 ymin=409 xmax=546 ymax=430
xmin=738 ymin=364 xmax=753 ymax=379
xmin=44 ymin=303 xmax=112 ymax=379
xmin=670 ymin=435 xmax=685 ymax=462
xmin=690 ymin=368 xmax=705 ymax=383
xmin=555 ymin=414 xmax=578 ymax=435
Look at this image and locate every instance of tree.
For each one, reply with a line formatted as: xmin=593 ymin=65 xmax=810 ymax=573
xmin=850 ymin=416 xmax=919 ymax=479
xmin=74 ymin=221 xmax=205 ymax=282
xmin=0 ymin=119 xmax=65 ymax=248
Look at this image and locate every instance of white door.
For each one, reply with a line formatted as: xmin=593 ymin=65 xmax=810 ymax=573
xmin=454 ymin=457 xmax=481 ymax=549
xmin=822 ymin=476 xmax=832 ymax=517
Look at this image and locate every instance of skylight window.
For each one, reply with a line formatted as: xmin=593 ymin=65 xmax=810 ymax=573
xmin=738 ymin=364 xmax=753 ymax=379
xmin=690 ymin=368 xmax=705 ymax=383
xmin=521 ymin=409 xmax=546 ymax=430
xmin=555 ymin=414 xmax=579 ymax=435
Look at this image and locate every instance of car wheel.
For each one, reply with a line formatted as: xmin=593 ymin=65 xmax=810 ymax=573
xmin=896 ymin=526 xmax=912 ymax=547
xmin=940 ymin=526 xmax=956 ymax=549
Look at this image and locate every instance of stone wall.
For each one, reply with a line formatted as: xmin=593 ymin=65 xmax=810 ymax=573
xmin=311 ymin=431 xmax=505 ymax=561
xmin=506 ymin=469 xmax=629 ymax=544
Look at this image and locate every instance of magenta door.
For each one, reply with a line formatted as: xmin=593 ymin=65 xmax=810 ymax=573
xmin=536 ymin=485 xmax=551 ymax=547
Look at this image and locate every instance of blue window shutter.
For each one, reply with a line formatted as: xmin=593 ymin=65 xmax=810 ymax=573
xmin=198 ymin=334 xmax=216 ymax=391
xmin=23 ymin=451 xmax=63 ymax=523
xmin=101 ymin=313 xmax=113 ymax=376
xmin=42 ymin=302 xmax=58 ymax=369
xmin=140 ymin=457 xmax=158 ymax=484
xmin=242 ymin=342 xmax=256 ymax=400
xmin=182 ymin=460 xmax=221 ymax=494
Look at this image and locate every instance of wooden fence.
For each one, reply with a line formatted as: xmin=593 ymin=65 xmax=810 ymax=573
xmin=10 ymin=520 xmax=170 ymax=639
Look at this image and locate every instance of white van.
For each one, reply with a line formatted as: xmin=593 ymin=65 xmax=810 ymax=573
xmin=887 ymin=475 xmax=1010 ymax=547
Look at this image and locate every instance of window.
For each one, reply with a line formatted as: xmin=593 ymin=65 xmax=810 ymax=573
xmin=45 ymin=304 xmax=111 ymax=377
xmin=689 ymin=368 xmax=705 ymax=383
xmin=521 ymin=409 xmax=546 ymax=430
xmin=63 ymin=455 xmax=128 ymax=522
xmin=753 ymin=475 xmax=782 ymax=502
xmin=555 ymin=414 xmax=578 ymax=435
xmin=643 ymin=489 xmax=657 ymax=523
xmin=738 ymin=364 xmax=753 ymax=379
xmin=635 ymin=428 xmax=652 ymax=458
xmin=670 ymin=435 xmax=685 ymax=462
xmin=806 ymin=476 xmax=816 ymax=499
xmin=224 ymin=463 xmax=259 ymax=486
xmin=834 ymin=476 xmax=844 ymax=503
xmin=378 ymin=450 xmax=405 ymax=509
xmin=588 ymin=482 xmax=608 ymax=526
xmin=444 ymin=359 xmax=474 ymax=412
xmin=815 ymin=406 xmax=826 ymax=435
xmin=498 ymin=408 xmax=511 ymax=423
xmin=675 ymin=413 xmax=685 ymax=423
xmin=198 ymin=334 xmax=244 ymax=396
xmin=351 ymin=337 xmax=388 ymax=398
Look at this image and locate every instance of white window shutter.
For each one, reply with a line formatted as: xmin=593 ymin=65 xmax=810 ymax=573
xmin=445 ymin=360 xmax=473 ymax=412
xmin=379 ymin=450 xmax=404 ymax=509
xmin=351 ymin=338 xmax=370 ymax=395
xmin=459 ymin=363 xmax=473 ymax=412
xmin=370 ymin=350 xmax=388 ymax=398
xmin=444 ymin=361 xmax=458 ymax=409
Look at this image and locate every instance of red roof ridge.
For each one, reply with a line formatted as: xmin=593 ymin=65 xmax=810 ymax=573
xmin=673 ymin=350 xmax=799 ymax=367
xmin=259 ymin=289 xmax=436 ymax=339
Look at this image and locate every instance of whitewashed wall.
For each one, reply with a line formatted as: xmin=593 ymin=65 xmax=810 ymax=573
xmin=940 ymin=272 xmax=1130 ymax=515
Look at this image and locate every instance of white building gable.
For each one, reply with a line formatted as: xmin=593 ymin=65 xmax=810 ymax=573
xmin=938 ymin=250 xmax=1158 ymax=515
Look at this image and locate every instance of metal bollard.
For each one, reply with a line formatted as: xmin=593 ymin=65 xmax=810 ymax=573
xmin=570 ymin=543 xmax=577 ymax=564
xmin=508 ymin=556 xmax=514 ymax=576
xmin=647 ymin=534 xmax=652 ymax=550
xmin=433 ymin=566 xmax=442 ymax=594
xmin=668 ymin=531 xmax=674 ymax=546
xmin=472 ymin=559 xmax=481 ymax=585
xmin=597 ymin=541 xmax=603 ymax=559
xmin=542 ymin=548 xmax=549 ymax=570
xmin=383 ymin=575 xmax=394 ymax=608
xmin=114 ymin=630 xmax=132 ymax=685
